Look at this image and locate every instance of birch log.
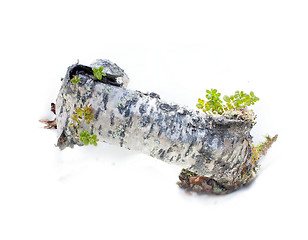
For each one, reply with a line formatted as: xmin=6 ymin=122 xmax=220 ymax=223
xmin=56 ymin=59 xmax=257 ymax=193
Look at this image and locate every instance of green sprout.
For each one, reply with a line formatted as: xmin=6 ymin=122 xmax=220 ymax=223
xmin=81 ymin=105 xmax=95 ymax=124
xmin=69 ymin=107 xmax=84 ymax=131
xmin=223 ymin=91 xmax=260 ymax=110
xmin=79 ymin=131 xmax=99 ymax=146
xmin=69 ymin=104 xmax=99 ymax=146
xmin=71 ymin=75 xmax=81 ymax=85
xmin=197 ymin=89 xmax=224 ymax=115
xmin=92 ymin=66 xmax=107 ymax=80
xmin=197 ymin=89 xmax=259 ymax=115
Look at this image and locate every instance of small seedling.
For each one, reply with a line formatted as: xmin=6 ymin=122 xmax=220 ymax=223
xmin=197 ymin=89 xmax=224 ymax=115
xmin=79 ymin=131 xmax=99 ymax=146
xmin=197 ymin=89 xmax=259 ymax=115
xmin=69 ymin=104 xmax=99 ymax=146
xmin=223 ymin=91 xmax=260 ymax=110
xmin=81 ymin=105 xmax=95 ymax=124
xmin=92 ymin=66 xmax=106 ymax=80
xmin=71 ymin=75 xmax=81 ymax=85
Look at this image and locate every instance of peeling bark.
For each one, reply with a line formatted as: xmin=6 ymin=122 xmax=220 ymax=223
xmin=55 ymin=59 xmax=259 ymax=193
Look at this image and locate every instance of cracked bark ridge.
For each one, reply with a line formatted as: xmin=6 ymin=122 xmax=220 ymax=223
xmin=55 ymin=59 xmax=257 ymax=193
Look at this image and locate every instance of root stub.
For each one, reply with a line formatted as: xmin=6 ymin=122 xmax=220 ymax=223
xmin=177 ymin=169 xmax=246 ymax=195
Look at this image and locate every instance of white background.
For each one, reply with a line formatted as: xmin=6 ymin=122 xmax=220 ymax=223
xmin=1 ymin=0 xmax=307 ymax=239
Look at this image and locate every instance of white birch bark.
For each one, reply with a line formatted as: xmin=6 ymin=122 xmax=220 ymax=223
xmin=55 ymin=60 xmax=256 ymax=189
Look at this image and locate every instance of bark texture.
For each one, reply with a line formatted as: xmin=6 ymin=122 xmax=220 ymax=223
xmin=56 ymin=59 xmax=257 ymax=192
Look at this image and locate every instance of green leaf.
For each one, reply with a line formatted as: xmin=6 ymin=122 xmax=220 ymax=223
xmin=196 ymin=103 xmax=203 ymax=109
xmin=71 ymin=75 xmax=80 ymax=85
xmin=83 ymin=139 xmax=89 ymax=145
xmin=92 ymin=66 xmax=106 ymax=80
xmin=198 ymin=98 xmax=205 ymax=104
xmin=223 ymin=95 xmax=230 ymax=102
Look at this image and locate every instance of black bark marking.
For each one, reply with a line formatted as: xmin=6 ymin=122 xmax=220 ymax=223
xmin=119 ymin=129 xmax=125 ymax=138
xmin=185 ymin=137 xmax=197 ymax=157
xmin=149 ymin=92 xmax=160 ymax=99
xmin=97 ymin=76 xmax=122 ymax=87
xmin=206 ymin=158 xmax=212 ymax=164
xmin=139 ymin=115 xmax=151 ymax=127
xmin=120 ymin=139 xmax=124 ymax=147
xmin=64 ymin=116 xmax=70 ymax=129
xmin=98 ymin=125 xmax=103 ymax=135
xmin=159 ymin=103 xmax=178 ymax=112
xmin=178 ymin=131 xmax=183 ymax=141
xmin=127 ymin=116 xmax=133 ymax=128
xmin=124 ymin=109 xmax=130 ymax=118
xmin=167 ymin=147 xmax=173 ymax=153
xmin=95 ymin=108 xmax=102 ymax=119
xmin=139 ymin=104 xmax=147 ymax=114
xmin=158 ymin=128 xmax=164 ymax=137
xmin=90 ymin=125 xmax=94 ymax=135
xmin=149 ymin=123 xmax=155 ymax=133
xmin=110 ymin=112 xmax=115 ymax=126
xmin=117 ymin=104 xmax=126 ymax=115
xmin=76 ymin=90 xmax=81 ymax=101
xmin=59 ymin=104 xmax=64 ymax=115
xmin=177 ymin=109 xmax=189 ymax=116
xmin=170 ymin=125 xmax=177 ymax=135
xmin=117 ymin=97 xmax=139 ymax=115
xmin=102 ymin=93 xmax=109 ymax=110
xmin=81 ymin=96 xmax=86 ymax=104
xmin=160 ymin=150 xmax=166 ymax=159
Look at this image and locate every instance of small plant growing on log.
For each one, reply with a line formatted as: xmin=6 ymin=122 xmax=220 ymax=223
xmin=71 ymin=75 xmax=81 ymax=85
xmin=92 ymin=66 xmax=106 ymax=80
xmin=79 ymin=130 xmax=99 ymax=146
xmin=197 ymin=89 xmax=260 ymax=115
xmin=80 ymin=105 xmax=95 ymax=124
xmin=41 ymin=60 xmax=279 ymax=195
xmin=69 ymin=104 xmax=99 ymax=146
